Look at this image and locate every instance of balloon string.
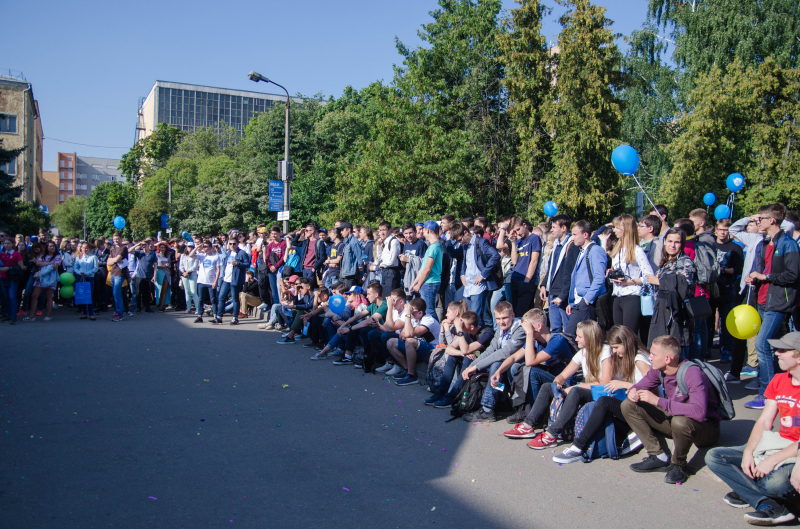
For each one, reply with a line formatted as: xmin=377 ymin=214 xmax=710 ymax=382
xmin=631 ymin=172 xmax=659 ymax=214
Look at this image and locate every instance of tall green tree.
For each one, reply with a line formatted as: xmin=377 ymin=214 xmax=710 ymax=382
xmin=497 ymin=0 xmax=553 ymax=217
xmin=0 ymin=140 xmax=23 ymax=230
xmin=51 ymin=197 xmax=86 ymax=237
xmin=85 ymin=182 xmax=135 ymax=238
xmin=10 ymin=201 xmax=50 ymax=236
xmin=119 ymin=122 xmax=185 ymax=186
xmin=536 ymin=0 xmax=625 ymax=225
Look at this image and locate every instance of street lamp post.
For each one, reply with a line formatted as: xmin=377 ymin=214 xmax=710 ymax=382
xmin=151 ymin=163 xmax=172 ymax=204
xmin=248 ymin=71 xmax=290 ymax=234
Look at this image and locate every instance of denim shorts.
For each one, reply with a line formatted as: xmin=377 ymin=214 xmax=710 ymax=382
xmin=396 ymin=338 xmax=435 ymax=363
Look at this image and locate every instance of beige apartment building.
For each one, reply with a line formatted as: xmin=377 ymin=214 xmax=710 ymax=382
xmin=40 ymin=153 xmax=124 ymax=213
xmin=0 ymin=71 xmax=43 ymax=203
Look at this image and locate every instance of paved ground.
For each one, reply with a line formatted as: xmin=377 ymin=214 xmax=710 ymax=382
xmin=0 ymin=310 xmax=779 ymax=528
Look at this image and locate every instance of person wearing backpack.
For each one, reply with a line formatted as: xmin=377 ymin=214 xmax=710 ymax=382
xmin=564 ymin=220 xmax=608 ymax=338
xmin=503 ymin=320 xmax=611 ymax=445
xmin=460 ymin=225 xmax=500 ymax=326
xmin=744 ymin=203 xmax=800 ymax=410
xmin=621 ymin=335 xmax=721 ymax=485
xmin=706 ymin=332 xmax=800 ymax=526
xmin=688 ymin=209 xmax=720 ymax=361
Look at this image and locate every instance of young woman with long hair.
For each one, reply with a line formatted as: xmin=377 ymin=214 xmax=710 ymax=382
xmin=552 ymin=325 xmax=651 ymax=464
xmin=154 ymin=242 xmax=173 ymax=311
xmin=179 ymin=244 xmax=201 ymax=316
xmin=0 ymin=238 xmax=26 ymax=324
xmin=24 ymin=241 xmax=62 ymax=322
xmin=74 ymin=242 xmax=99 ymax=320
xmin=609 ymin=214 xmax=654 ymax=337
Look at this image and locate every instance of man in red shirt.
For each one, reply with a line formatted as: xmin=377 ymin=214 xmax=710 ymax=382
xmin=706 ymin=332 xmax=800 ymax=526
xmin=0 ymin=237 xmax=25 ymax=324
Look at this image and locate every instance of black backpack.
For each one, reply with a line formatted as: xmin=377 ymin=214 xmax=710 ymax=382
xmin=450 ymin=373 xmax=489 ymax=417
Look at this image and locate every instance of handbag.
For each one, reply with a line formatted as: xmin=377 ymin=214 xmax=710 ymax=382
xmin=640 ymin=284 xmax=655 ymax=317
xmin=684 ymin=295 xmax=712 ymax=319
xmin=74 ymin=280 xmax=93 ymax=305
xmin=39 ymin=264 xmax=58 ymax=288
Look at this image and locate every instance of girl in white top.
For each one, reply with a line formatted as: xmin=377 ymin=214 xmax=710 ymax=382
xmin=553 ymin=325 xmax=652 ymax=464
xmin=179 ymin=244 xmax=201 ymax=317
xmin=608 ymin=214 xmax=654 ymax=337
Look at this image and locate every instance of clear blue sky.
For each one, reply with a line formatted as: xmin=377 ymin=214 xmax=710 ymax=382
xmin=5 ymin=0 xmax=652 ymax=171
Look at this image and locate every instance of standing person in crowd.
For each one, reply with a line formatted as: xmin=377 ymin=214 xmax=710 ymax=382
xmin=688 ymin=208 xmax=719 ymax=361
xmin=322 ymin=227 xmax=344 ymax=288
xmin=502 ymin=218 xmax=542 ymax=316
xmin=377 ymin=221 xmax=402 ymax=293
xmin=14 ymin=241 xmax=30 ymax=317
xmin=107 ymin=232 xmax=128 ymax=323
xmin=93 ymin=236 xmax=109 ymax=311
xmin=460 ymin=224 xmax=500 ymax=326
xmin=0 ymin=237 xmax=25 ymax=324
xmin=609 ymin=214 xmax=654 ymax=338
xmin=266 ymin=225 xmax=286 ymax=306
xmin=540 ymin=215 xmax=577 ymax=333
xmin=409 ymin=221 xmax=445 ymax=322
xmin=195 ymin=240 xmax=220 ymax=322
xmin=20 ymin=242 xmax=42 ymax=314
xmin=714 ymin=219 xmax=745 ymax=365
xmin=638 ymin=214 xmax=663 ymax=271
xmin=292 ymin=222 xmax=324 ymax=286
xmin=649 ymin=204 xmax=671 ymax=242
xmin=338 ymin=222 xmax=362 ymax=289
xmin=744 ymin=203 xmax=800 ymax=410
xmin=565 ymin=220 xmax=608 ymax=337
xmin=179 ymin=244 xmax=201 ymax=317
xmin=24 ymin=240 xmax=62 ymax=322
xmin=154 ymin=242 xmax=173 ymax=311
xmin=130 ymin=239 xmax=157 ymax=314
xmin=622 ymin=335 xmax=720 ymax=485
xmin=645 ymin=227 xmax=696 ymax=352
xmin=213 ymin=239 xmax=250 ymax=325
xmin=74 ymin=242 xmax=98 ymax=320
xmin=401 ymin=222 xmax=427 ymax=260
xmin=443 ymin=222 xmax=465 ymax=308
xmin=706 ymin=332 xmax=800 ymax=526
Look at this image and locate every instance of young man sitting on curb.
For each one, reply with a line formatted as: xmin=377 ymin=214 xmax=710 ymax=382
xmin=706 ymin=332 xmax=800 ymax=526
xmin=369 ymin=288 xmax=407 ymax=374
xmin=333 ymin=283 xmax=388 ymax=366
xmin=385 ymin=297 xmax=441 ymax=386
xmin=622 ymin=335 xmax=721 ymax=484
xmin=459 ymin=301 xmax=526 ymax=422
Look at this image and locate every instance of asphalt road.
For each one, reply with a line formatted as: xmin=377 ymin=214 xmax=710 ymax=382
xmin=0 ymin=310 xmax=775 ymax=528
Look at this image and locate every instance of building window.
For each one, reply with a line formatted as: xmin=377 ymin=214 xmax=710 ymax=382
xmin=59 ymin=182 xmax=64 ymax=190
xmin=0 ymin=114 xmax=17 ymax=133
xmin=106 ymin=165 xmax=117 ymax=169
xmin=68 ymin=156 xmax=73 ymax=160
xmin=91 ymin=185 xmax=97 ymax=190
xmin=60 ymin=160 xmax=65 ymax=168
xmin=1 ymin=158 xmax=16 ymax=175
xmin=59 ymin=194 xmax=65 ymax=201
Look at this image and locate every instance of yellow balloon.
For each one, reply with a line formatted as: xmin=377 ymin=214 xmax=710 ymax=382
xmin=726 ymin=305 xmax=761 ymax=340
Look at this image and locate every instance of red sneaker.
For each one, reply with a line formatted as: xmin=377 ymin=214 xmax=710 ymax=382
xmin=503 ymin=423 xmax=536 ymax=439
xmin=36 ymin=311 xmax=42 ymax=316
xmin=527 ymin=431 xmax=557 ymax=450
xmin=238 ymin=313 xmax=248 ymax=318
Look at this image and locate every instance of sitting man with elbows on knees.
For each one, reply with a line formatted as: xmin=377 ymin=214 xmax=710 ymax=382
xmin=386 ymin=297 xmax=440 ymax=386
xmin=622 ymin=335 xmax=721 ymax=485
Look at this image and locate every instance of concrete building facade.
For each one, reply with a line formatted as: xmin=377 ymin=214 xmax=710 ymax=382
xmin=42 ymin=153 xmax=124 ymax=213
xmin=0 ymin=71 xmax=43 ymax=203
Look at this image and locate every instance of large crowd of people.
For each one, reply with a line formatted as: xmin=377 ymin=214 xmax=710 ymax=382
xmin=2 ymin=201 xmax=800 ymax=525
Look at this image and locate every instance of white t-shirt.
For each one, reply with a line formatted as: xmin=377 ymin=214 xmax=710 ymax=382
xmin=197 ymin=253 xmax=220 ymax=285
xmin=411 ymin=314 xmax=441 ymax=346
xmin=633 ymin=352 xmax=652 ymax=383
xmin=571 ymin=344 xmax=612 ymax=383
xmin=223 ymin=251 xmax=237 ymax=283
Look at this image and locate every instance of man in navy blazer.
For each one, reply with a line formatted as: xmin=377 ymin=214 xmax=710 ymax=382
xmin=460 ymin=225 xmax=500 ymax=325
xmin=213 ymin=239 xmax=252 ymax=325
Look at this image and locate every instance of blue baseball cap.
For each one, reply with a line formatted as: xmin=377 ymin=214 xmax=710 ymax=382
xmin=345 ymin=285 xmax=363 ymax=295
xmin=423 ymin=221 xmax=438 ymax=231
xmin=415 ymin=222 xmax=424 ymax=227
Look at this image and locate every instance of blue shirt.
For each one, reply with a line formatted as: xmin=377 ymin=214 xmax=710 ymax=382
xmin=524 ymin=333 xmax=573 ymax=374
xmin=403 ymin=238 xmax=428 ymax=258
xmin=512 ymin=233 xmax=542 ymax=282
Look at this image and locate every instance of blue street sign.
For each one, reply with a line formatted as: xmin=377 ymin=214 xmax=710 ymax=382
xmin=161 ymin=214 xmax=169 ymax=229
xmin=269 ymin=180 xmax=284 ymax=212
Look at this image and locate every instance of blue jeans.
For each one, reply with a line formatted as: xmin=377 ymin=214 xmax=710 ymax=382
xmin=267 ymin=272 xmax=280 ymax=305
xmin=548 ymin=295 xmax=568 ymax=332
xmin=129 ymin=275 xmax=139 ymax=311
xmin=689 ymin=316 xmax=707 ymax=360
xmin=528 ymin=367 xmax=557 ymax=405
xmin=481 ymin=361 xmax=508 ymax=409
xmin=756 ymin=305 xmax=786 ymax=398
xmin=444 ymin=356 xmax=475 ymax=399
xmin=269 ymin=303 xmax=289 ymax=326
xmin=197 ymin=283 xmax=214 ymax=315
xmin=394 ymin=338 xmax=435 ymax=364
xmin=445 ymin=284 xmax=464 ymax=308
xmin=1 ymin=278 xmax=19 ymax=322
xmin=717 ymin=300 xmax=735 ymax=353
xmin=216 ymin=282 xmax=243 ymax=319
xmin=464 ymin=289 xmax=487 ymax=326
xmin=419 ymin=282 xmax=440 ymax=322
xmin=706 ymin=445 xmax=796 ymax=509
xmin=110 ymin=275 xmax=124 ymax=314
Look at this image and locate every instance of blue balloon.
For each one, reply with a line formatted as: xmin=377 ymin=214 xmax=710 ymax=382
xmin=113 ymin=216 xmax=126 ymax=229
xmin=611 ymin=145 xmax=640 ymax=175
xmin=182 ymin=231 xmax=193 ymax=243
xmin=543 ymin=201 xmax=559 ymax=217
xmin=329 ymin=294 xmax=346 ymax=315
xmin=714 ymin=204 xmax=731 ymax=220
xmin=727 ymin=173 xmax=745 ymax=193
xmin=703 ymin=193 xmax=716 ymax=206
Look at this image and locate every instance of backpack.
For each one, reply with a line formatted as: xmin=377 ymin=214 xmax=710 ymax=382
xmin=693 ymin=239 xmax=720 ymax=286
xmin=423 ymin=344 xmax=449 ymax=393
xmin=659 ymin=360 xmax=735 ymax=420
xmin=450 ymin=373 xmax=489 ymax=418
xmin=475 ymin=239 xmax=503 ymax=288
xmin=547 ymin=391 xmax=575 ymax=442
xmin=574 ymin=401 xmax=621 ymax=461
xmin=284 ymin=249 xmax=301 ymax=270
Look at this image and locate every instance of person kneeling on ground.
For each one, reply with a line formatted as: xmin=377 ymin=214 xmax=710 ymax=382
xmin=622 ymin=335 xmax=721 ymax=485
xmin=706 ymin=332 xmax=800 ymax=526
xmin=385 ymin=297 xmax=441 ymax=386
xmin=458 ymin=301 xmax=526 ymax=422
xmin=503 ymin=320 xmax=611 ymax=447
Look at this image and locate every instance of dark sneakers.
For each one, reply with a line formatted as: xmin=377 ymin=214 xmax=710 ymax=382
xmin=743 ymin=500 xmax=796 ymax=525
xmin=463 ymin=408 xmax=497 ymax=422
xmin=724 ymin=492 xmax=749 ymax=508
xmin=506 ymin=406 xmax=528 ymax=424
xmin=630 ymin=455 xmax=670 ymax=473
xmin=664 ymin=463 xmax=689 ymax=484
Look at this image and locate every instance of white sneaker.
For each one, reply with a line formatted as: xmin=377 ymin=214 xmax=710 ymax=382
xmin=619 ymin=432 xmax=643 ymax=456
xmin=386 ymin=364 xmax=404 ymax=376
xmin=745 ymin=380 xmax=760 ymax=391
xmin=724 ymin=372 xmax=741 ymax=384
xmin=552 ymin=446 xmax=583 ymax=464
xmin=273 ymin=324 xmax=283 ymax=331
xmin=375 ymin=363 xmax=394 ymax=373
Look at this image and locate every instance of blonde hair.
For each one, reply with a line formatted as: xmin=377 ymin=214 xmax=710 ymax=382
xmin=448 ymin=300 xmax=468 ymax=316
xmin=609 ymin=214 xmax=639 ymax=265
xmin=577 ymin=321 xmax=605 ymax=384
xmin=522 ymin=308 xmax=547 ymax=326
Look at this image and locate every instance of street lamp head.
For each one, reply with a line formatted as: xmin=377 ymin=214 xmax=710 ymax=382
xmin=248 ymin=71 xmax=269 ymax=83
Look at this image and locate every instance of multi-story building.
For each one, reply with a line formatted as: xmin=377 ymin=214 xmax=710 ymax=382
xmin=0 ymin=71 xmax=43 ymax=203
xmin=41 ymin=153 xmax=124 ymax=212
xmin=136 ymin=80 xmax=304 ymax=141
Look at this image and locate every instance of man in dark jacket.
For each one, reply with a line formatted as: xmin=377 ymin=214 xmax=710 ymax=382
xmin=213 ymin=240 xmax=251 ymax=325
xmin=292 ymin=222 xmax=326 ymax=286
xmin=745 ymin=203 xmax=800 ymax=409
xmin=459 ymin=225 xmax=500 ymax=326
xmin=540 ymin=215 xmax=579 ymax=332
